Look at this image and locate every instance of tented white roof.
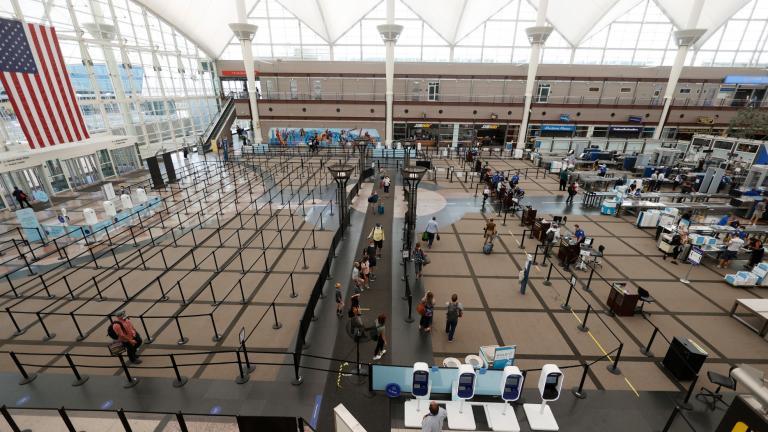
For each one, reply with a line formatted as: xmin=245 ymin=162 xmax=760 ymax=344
xmin=137 ymin=0 xmax=766 ymax=62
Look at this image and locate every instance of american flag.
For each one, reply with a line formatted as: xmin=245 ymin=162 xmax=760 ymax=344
xmin=0 ymin=18 xmax=89 ymax=149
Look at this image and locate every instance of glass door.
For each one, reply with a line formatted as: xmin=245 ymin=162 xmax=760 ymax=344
xmin=46 ymin=160 xmax=70 ymax=193
xmin=97 ymin=149 xmax=116 ymax=178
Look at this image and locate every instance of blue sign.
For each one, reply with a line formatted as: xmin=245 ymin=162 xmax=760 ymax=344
xmin=541 ymin=124 xmax=576 ymax=132
xmin=628 ymin=115 xmax=643 ymax=123
xmin=15 ymin=208 xmax=44 ymax=242
xmin=724 ymin=75 xmax=768 ymax=85
xmin=385 ymin=383 xmax=402 ymax=397
xmin=559 ymin=114 xmax=570 ymax=122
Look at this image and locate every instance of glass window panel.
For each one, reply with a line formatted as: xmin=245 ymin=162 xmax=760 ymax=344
xmin=517 ymin=0 xmax=537 ymax=20
xmin=272 ymin=45 xmax=302 ymax=59
xmin=758 ymin=51 xmax=768 ymax=65
xmin=220 ymin=44 xmax=243 ymax=60
xmin=542 ymin=48 xmax=571 ymax=64
xmin=733 ymin=51 xmax=753 ymax=66
xmin=457 ymin=24 xmax=485 ymax=46
xmin=713 ymin=50 xmax=736 ymax=65
xmin=362 ymin=45 xmax=385 ymax=61
xmin=632 ymin=49 xmax=664 ymax=65
xmin=335 ymin=22 xmax=360 ymax=44
xmin=454 ymin=47 xmax=482 ymax=62
xmin=482 ymin=47 xmax=512 ymax=62
xmin=334 ymin=45 xmax=361 ymax=61
xmin=511 ymin=47 xmax=530 ymax=63
xmin=395 ymin=0 xmax=417 ymax=18
xmin=484 ymin=21 xmax=515 ymax=46
xmin=699 ymin=26 xmax=724 ymax=50
xmin=270 ymin=19 xmax=301 ymax=44
xmin=581 ymin=27 xmax=608 ymax=48
xmin=637 ymin=23 xmax=672 ymax=49
xmin=422 ymin=46 xmax=451 ymax=62
xmin=301 ymin=23 xmax=327 ymax=45
xmin=754 ymin=1 xmax=768 ymax=19
xmin=266 ymin=0 xmax=292 ymax=18
xmin=621 ymin=1 xmax=648 ymax=21
xmin=602 ymin=49 xmax=635 ymax=64
xmin=606 ymin=23 xmax=641 ymax=48
xmin=255 ymin=44 xmax=273 ymax=58
xmin=739 ymin=20 xmax=765 ymax=51
xmin=0 ymin=0 xmax=14 ymax=18
xmin=395 ymin=46 xmax=421 ymax=61
xmin=365 ymin=1 xmax=386 ymax=18
xmin=302 ymin=45 xmax=331 ymax=60
xmin=719 ymin=21 xmax=747 ymax=50
xmin=573 ymin=48 xmax=603 ymax=64
xmin=398 ymin=20 xmax=422 ymax=46
xmin=643 ymin=1 xmax=670 ymax=22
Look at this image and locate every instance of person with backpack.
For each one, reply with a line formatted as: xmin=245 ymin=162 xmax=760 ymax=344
xmin=483 ymin=218 xmax=497 ymax=245
xmin=383 ymin=176 xmax=391 ymax=194
xmin=352 ymin=262 xmax=363 ymax=293
xmin=413 ymin=242 xmax=427 ymax=279
xmin=335 ymin=282 xmax=344 ymax=318
xmin=368 ymin=223 xmax=385 ymax=258
xmin=372 ymin=314 xmax=387 ymax=361
xmin=565 ymin=182 xmax=578 ymax=205
xmin=12 ymin=186 xmax=31 ymax=209
xmin=544 ymin=223 xmax=560 ymax=257
xmin=445 ymin=294 xmax=464 ymax=342
xmin=365 ymin=241 xmax=377 ymax=281
xmin=418 ymin=291 xmax=436 ymax=333
xmin=559 ymin=168 xmax=569 ymax=191
xmin=367 ymin=191 xmax=379 ymax=214
xmin=109 ymin=311 xmax=142 ymax=364
xmin=360 ymin=256 xmax=371 ymax=289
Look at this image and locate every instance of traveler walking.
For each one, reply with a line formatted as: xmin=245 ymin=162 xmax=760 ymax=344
xmin=418 ymin=291 xmax=436 ymax=333
xmin=12 ymin=187 xmax=31 ymax=209
xmin=366 ymin=240 xmax=378 ymax=280
xmin=383 ymin=176 xmax=391 ymax=194
xmin=483 ymin=218 xmax=497 ymax=244
xmin=369 ymin=223 xmax=385 ymax=257
xmin=445 ymin=294 xmax=464 ymax=342
xmin=109 ymin=311 xmax=143 ymax=364
xmin=360 ymin=256 xmax=371 ymax=289
xmin=565 ymin=182 xmax=578 ymax=205
xmin=372 ymin=314 xmax=387 ymax=361
xmin=352 ymin=262 xmax=363 ymax=293
xmin=751 ymin=199 xmax=767 ymax=225
xmin=413 ymin=242 xmax=427 ymax=279
xmin=559 ymin=168 xmax=569 ymax=191
xmin=424 ymin=217 xmax=439 ymax=248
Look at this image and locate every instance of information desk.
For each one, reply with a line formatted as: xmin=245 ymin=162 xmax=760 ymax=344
xmin=532 ymin=219 xmax=551 ymax=242
xmin=607 ymin=284 xmax=639 ymax=317
xmin=557 ymin=237 xmax=581 ymax=266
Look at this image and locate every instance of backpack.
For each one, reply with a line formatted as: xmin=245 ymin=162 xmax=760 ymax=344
xmin=416 ymin=302 xmax=426 ymax=316
xmin=483 ymin=242 xmax=494 ymax=254
xmin=546 ymin=230 xmax=555 ymax=243
xmin=447 ymin=303 xmax=462 ymax=321
xmin=107 ymin=321 xmax=125 ymax=340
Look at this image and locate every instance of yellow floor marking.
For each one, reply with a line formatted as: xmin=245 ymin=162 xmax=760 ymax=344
xmin=568 ymin=310 xmax=640 ymax=398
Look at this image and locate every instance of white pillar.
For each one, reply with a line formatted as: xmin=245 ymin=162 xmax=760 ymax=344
xmin=516 ymin=0 xmax=551 ymax=149
xmin=653 ymin=0 xmax=705 ymax=140
xmin=231 ymin=0 xmax=263 ymax=144
xmin=378 ymin=0 xmax=402 ymax=147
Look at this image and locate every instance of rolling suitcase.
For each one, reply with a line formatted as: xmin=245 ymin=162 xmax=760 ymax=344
xmin=483 ymin=242 xmax=493 ymax=254
xmin=378 ymin=204 xmax=385 ymax=215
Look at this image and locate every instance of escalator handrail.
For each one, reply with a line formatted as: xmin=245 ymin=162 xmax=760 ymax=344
xmin=200 ymin=97 xmax=235 ymax=145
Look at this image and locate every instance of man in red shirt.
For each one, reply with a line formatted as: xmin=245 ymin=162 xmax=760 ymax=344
xmin=113 ymin=311 xmax=142 ymax=364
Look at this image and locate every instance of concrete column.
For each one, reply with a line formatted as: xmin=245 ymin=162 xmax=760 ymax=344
xmin=230 ymin=0 xmax=263 ymax=144
xmin=653 ymin=0 xmax=705 ymax=139
xmin=516 ymin=0 xmax=552 ymax=149
xmin=378 ymin=0 xmax=402 ymax=147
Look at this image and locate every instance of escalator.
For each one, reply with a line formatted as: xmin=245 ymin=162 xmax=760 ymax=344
xmin=198 ymin=97 xmax=236 ymax=153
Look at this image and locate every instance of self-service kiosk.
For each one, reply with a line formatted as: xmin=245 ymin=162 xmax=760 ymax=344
xmin=404 ymin=362 xmax=432 ymax=428
xmin=120 ymin=194 xmax=133 ymax=210
xmin=485 ymin=366 xmax=524 ymax=431
xmin=103 ymin=201 xmax=117 ymax=220
xmin=447 ymin=364 xmax=477 ymax=430
xmin=523 ymin=365 xmax=563 ymax=431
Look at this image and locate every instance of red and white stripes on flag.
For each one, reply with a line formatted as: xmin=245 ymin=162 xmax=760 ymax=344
xmin=0 ymin=18 xmax=89 ymax=149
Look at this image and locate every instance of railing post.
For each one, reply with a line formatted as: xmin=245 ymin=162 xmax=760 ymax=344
xmin=640 ymin=327 xmax=658 ymax=357
xmin=235 ymin=350 xmax=249 ymax=384
xmin=0 ymin=405 xmax=29 ymax=432
xmin=118 ymin=354 xmax=139 ymax=388
xmin=292 ymin=351 xmax=303 ymax=385
xmin=543 ymin=262 xmax=554 ymax=286
xmin=58 ymin=407 xmax=77 ymax=432
xmin=272 ymin=302 xmax=282 ymax=329
xmin=9 ymin=352 xmax=36 ymax=384
xmin=175 ymin=412 xmax=189 ymax=432
xmin=571 ymin=362 xmax=589 ymax=399
xmin=117 ymin=408 xmax=133 ymax=432
xmin=577 ymin=305 xmax=591 ymax=332
xmin=607 ymin=343 xmax=623 ymax=375
xmin=561 ymin=280 xmax=575 ymax=311
xmin=677 ymin=374 xmax=699 ymax=410
xmin=209 ymin=314 xmax=222 ymax=341
xmin=169 ymin=354 xmax=188 ymax=388
xmin=64 ymin=353 xmax=89 ymax=386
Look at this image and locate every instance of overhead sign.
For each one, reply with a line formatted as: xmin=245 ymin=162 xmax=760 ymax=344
xmin=724 ymin=75 xmax=768 ymax=85
xmin=220 ymin=70 xmax=260 ymax=77
xmin=609 ymin=126 xmax=641 ymax=133
xmin=412 ymin=123 xmax=431 ymax=128
xmin=697 ymin=116 xmax=715 ymax=125
xmin=480 ymin=124 xmax=499 ymax=129
xmin=541 ymin=124 xmax=576 ymax=132
xmin=559 ymin=114 xmax=570 ymax=122
xmin=628 ymin=115 xmax=643 ymax=123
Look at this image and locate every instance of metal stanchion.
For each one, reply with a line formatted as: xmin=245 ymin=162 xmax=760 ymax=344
xmin=9 ymin=352 xmax=36 ymax=384
xmin=607 ymin=343 xmax=623 ymax=375
xmin=577 ymin=305 xmax=591 ymax=332
xmin=640 ymin=327 xmax=658 ymax=357
xmin=169 ymin=354 xmax=188 ymax=388
xmin=118 ymin=354 xmax=139 ymax=388
xmin=64 ymin=353 xmax=89 ymax=386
